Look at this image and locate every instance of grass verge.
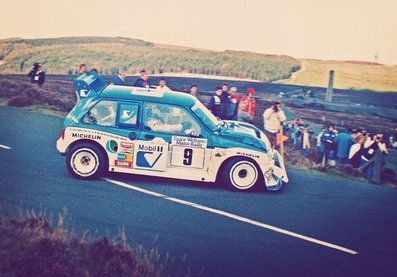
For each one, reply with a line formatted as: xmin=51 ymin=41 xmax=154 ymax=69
xmin=0 ymin=209 xmax=186 ymax=276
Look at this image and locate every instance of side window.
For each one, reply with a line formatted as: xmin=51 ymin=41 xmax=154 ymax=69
xmin=118 ymin=103 xmax=139 ymax=127
xmin=143 ymin=103 xmax=201 ymax=135
xmin=83 ymin=100 xmax=117 ymax=127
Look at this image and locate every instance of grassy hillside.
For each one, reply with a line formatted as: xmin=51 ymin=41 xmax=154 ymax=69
xmin=0 ymin=37 xmax=300 ymax=82
xmin=278 ymin=59 xmax=397 ymax=92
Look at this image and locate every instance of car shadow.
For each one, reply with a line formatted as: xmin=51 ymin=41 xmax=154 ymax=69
xmin=103 ymin=171 xmax=275 ymax=194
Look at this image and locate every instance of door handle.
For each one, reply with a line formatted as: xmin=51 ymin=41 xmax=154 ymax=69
xmin=128 ymin=132 xmax=137 ymax=140
xmin=144 ymin=134 xmax=155 ymax=140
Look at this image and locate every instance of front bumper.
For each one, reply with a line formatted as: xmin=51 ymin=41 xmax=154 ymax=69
xmin=264 ymin=149 xmax=288 ymax=190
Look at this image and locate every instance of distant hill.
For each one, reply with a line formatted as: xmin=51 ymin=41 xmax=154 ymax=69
xmin=0 ymin=36 xmax=300 ymax=82
xmin=276 ymin=59 xmax=397 ymax=92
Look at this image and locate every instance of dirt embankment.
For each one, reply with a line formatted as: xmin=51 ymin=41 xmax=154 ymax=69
xmin=276 ymin=59 xmax=397 ymax=92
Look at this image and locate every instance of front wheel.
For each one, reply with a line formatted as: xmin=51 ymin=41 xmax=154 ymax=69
xmin=222 ymin=158 xmax=261 ymax=191
xmin=66 ymin=143 xmax=106 ymax=179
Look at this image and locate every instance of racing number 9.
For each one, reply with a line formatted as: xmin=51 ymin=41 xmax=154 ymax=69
xmin=183 ymin=148 xmax=193 ymax=166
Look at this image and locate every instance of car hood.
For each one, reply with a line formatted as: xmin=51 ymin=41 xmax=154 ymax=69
xmin=215 ymin=121 xmax=269 ymax=151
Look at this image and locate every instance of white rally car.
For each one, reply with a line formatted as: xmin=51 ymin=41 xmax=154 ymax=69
xmin=56 ymin=72 xmax=288 ymax=191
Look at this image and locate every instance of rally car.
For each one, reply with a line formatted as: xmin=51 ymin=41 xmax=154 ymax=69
xmin=56 ymin=72 xmax=288 ymax=191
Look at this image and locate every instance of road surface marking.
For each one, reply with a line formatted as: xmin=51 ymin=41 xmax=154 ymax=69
xmin=105 ymin=178 xmax=359 ymax=255
xmin=0 ymin=144 xmax=11 ymax=150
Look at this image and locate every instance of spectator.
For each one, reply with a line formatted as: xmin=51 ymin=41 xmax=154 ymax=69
xmin=263 ymin=101 xmax=286 ymax=145
xmin=156 ymin=78 xmax=170 ymax=92
xmin=301 ymin=125 xmax=311 ymax=157
xmin=79 ymin=64 xmax=87 ymax=75
xmin=226 ymin=87 xmax=239 ymax=120
xmin=316 ymin=127 xmax=326 ymax=162
xmin=208 ymin=86 xmax=223 ymax=118
xmin=320 ymin=124 xmax=337 ymax=166
xmin=189 ymin=84 xmax=202 ymax=102
xmin=111 ymin=70 xmax=127 ymax=86
xmin=351 ymin=128 xmax=363 ymax=141
xmin=28 ymin=63 xmax=45 ymax=87
xmin=361 ymin=132 xmax=388 ymax=182
xmin=220 ymin=83 xmax=229 ymax=120
xmin=134 ymin=69 xmax=150 ymax=88
xmin=294 ymin=124 xmax=304 ymax=150
xmin=349 ymin=135 xmax=365 ymax=168
xmin=237 ymin=88 xmax=256 ymax=123
xmin=335 ymin=128 xmax=354 ymax=164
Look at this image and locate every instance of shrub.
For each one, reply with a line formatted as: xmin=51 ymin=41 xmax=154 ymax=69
xmin=0 ymin=214 xmax=160 ymax=276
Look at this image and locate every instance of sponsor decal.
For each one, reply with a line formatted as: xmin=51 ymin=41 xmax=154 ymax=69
xmin=67 ymin=128 xmax=128 ymax=141
xmin=236 ymin=151 xmax=260 ymax=159
xmin=71 ymin=133 xmax=101 ymax=140
xmin=120 ymin=142 xmax=134 ymax=149
xmin=134 ymin=142 xmax=167 ymax=170
xmin=117 ymin=152 xmax=133 ymax=162
xmin=171 ymin=136 xmax=207 ymax=148
xmin=114 ymin=160 xmax=132 ymax=168
xmin=106 ymin=140 xmax=118 ymax=153
xmin=79 ymin=89 xmax=90 ymax=97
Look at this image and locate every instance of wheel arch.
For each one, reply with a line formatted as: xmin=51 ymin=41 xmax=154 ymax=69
xmin=66 ymin=139 xmax=109 ymax=166
xmin=216 ymin=155 xmax=264 ymax=184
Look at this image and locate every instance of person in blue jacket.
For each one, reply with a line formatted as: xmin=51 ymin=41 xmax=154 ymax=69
xmin=335 ymin=128 xmax=354 ymax=164
xmin=208 ymin=86 xmax=223 ymax=118
xmin=320 ymin=124 xmax=337 ymax=165
xmin=134 ymin=69 xmax=151 ymax=88
xmin=111 ymin=70 xmax=126 ymax=85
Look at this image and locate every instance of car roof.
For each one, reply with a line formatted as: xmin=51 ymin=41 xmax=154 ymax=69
xmin=98 ymin=85 xmax=197 ymax=107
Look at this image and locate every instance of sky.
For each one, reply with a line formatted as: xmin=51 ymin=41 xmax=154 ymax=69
xmin=1 ymin=0 xmax=396 ymax=64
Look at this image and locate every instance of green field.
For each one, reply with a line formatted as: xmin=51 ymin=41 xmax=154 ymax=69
xmin=0 ymin=36 xmax=300 ymax=82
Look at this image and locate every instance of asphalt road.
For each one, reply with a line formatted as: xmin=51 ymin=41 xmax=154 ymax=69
xmin=1 ymin=106 xmax=397 ymax=276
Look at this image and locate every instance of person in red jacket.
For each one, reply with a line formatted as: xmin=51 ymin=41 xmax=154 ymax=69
xmin=237 ymin=88 xmax=256 ymax=123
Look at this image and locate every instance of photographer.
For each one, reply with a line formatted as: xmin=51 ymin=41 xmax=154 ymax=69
xmin=263 ymin=101 xmax=286 ymax=145
xmin=361 ymin=132 xmax=389 ymax=183
xmin=28 ymin=63 xmax=45 ymax=87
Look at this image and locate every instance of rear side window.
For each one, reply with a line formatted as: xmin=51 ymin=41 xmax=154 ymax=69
xmin=82 ymin=100 xmax=117 ymax=127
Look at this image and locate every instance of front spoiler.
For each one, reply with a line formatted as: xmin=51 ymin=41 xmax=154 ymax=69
xmin=264 ymin=149 xmax=289 ymax=191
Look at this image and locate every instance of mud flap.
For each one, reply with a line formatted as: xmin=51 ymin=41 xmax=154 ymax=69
xmin=265 ymin=149 xmax=289 ymax=190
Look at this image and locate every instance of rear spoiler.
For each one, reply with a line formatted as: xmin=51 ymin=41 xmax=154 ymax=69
xmin=73 ymin=71 xmax=107 ymax=100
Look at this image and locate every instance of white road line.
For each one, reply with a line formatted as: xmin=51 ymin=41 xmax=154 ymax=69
xmin=105 ymin=178 xmax=359 ymax=255
xmin=0 ymin=144 xmax=11 ymax=150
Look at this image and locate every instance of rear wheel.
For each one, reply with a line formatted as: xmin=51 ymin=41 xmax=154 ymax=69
xmin=66 ymin=143 xmax=106 ymax=179
xmin=222 ymin=158 xmax=260 ymax=191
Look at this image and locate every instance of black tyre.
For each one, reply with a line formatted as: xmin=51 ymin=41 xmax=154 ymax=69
xmin=222 ymin=158 xmax=260 ymax=191
xmin=66 ymin=143 xmax=106 ymax=179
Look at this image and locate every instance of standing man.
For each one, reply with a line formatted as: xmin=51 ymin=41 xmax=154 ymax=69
xmin=320 ymin=124 xmax=337 ymax=165
xmin=208 ymin=86 xmax=223 ymax=118
xmin=237 ymin=88 xmax=256 ymax=123
xmin=134 ymin=69 xmax=151 ymax=88
xmin=189 ymin=84 xmax=202 ymax=102
xmin=226 ymin=87 xmax=239 ymax=120
xmin=263 ymin=101 xmax=287 ymax=145
xmin=220 ymin=83 xmax=229 ymax=120
xmin=156 ymin=78 xmax=170 ymax=91
xmin=79 ymin=64 xmax=87 ymax=75
xmin=28 ymin=63 xmax=45 ymax=87
xmin=361 ymin=132 xmax=388 ymax=182
xmin=335 ymin=128 xmax=354 ymax=164
xmin=111 ymin=70 xmax=127 ymax=85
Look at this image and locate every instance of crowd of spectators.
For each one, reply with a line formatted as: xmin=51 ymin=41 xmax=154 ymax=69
xmin=285 ymin=120 xmax=393 ymax=184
